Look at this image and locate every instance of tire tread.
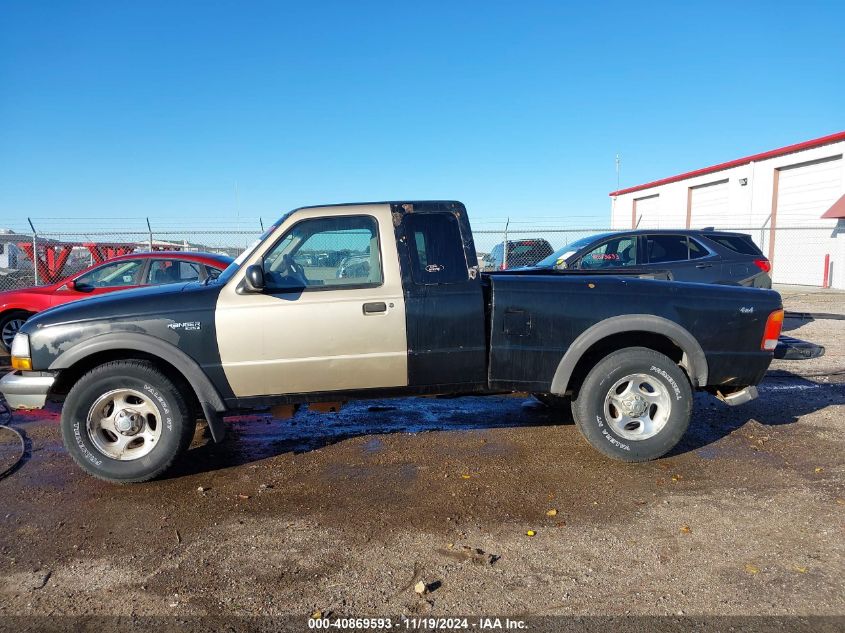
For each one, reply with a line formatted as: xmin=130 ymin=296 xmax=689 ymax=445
xmin=61 ymin=359 xmax=194 ymax=483
xmin=571 ymin=346 xmax=692 ymax=463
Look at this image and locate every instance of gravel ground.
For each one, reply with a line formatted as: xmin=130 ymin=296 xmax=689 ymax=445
xmin=777 ymin=283 xmax=845 ymax=316
xmin=0 ymin=300 xmax=842 ymax=626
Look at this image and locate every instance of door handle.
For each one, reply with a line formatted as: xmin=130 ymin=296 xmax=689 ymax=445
xmin=362 ymin=302 xmax=387 ymax=314
xmin=695 ymin=263 xmax=713 ymax=269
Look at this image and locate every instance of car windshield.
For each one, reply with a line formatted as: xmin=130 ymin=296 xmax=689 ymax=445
xmin=534 ymin=233 xmax=614 ymax=269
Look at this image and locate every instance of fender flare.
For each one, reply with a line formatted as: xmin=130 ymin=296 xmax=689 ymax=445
xmin=49 ymin=332 xmax=228 ymax=442
xmin=550 ymin=314 xmax=708 ymax=395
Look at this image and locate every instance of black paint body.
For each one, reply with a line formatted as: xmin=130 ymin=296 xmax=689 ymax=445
xmin=27 ymin=281 xmax=232 ymax=401
xmin=392 ymin=202 xmax=488 ymax=389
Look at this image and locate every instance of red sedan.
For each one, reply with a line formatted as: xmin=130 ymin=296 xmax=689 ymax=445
xmin=0 ymin=251 xmax=232 ymax=351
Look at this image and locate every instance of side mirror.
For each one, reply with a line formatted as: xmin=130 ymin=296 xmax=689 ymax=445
xmin=69 ymin=279 xmax=92 ymax=292
xmin=243 ymin=265 xmax=265 ymax=292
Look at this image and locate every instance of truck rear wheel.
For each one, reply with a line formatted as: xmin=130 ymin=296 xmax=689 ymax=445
xmin=61 ymin=360 xmax=195 ymax=483
xmin=571 ymin=347 xmax=691 ymax=462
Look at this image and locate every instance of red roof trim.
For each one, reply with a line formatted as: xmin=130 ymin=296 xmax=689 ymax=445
xmin=821 ymin=193 xmax=845 ymax=219
xmin=609 ymin=130 xmax=845 ymax=197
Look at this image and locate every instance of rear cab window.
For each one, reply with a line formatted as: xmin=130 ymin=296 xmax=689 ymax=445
xmin=404 ymin=213 xmax=469 ymax=284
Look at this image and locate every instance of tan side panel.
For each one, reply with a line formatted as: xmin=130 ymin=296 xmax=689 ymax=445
xmin=215 ymin=203 xmax=408 ymax=397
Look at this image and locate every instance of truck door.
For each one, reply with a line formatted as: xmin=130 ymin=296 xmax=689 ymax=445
xmin=215 ymin=207 xmax=409 ymax=397
xmin=397 ymin=211 xmax=487 ymax=389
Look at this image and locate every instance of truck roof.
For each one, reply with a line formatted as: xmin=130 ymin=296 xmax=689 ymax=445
xmin=292 ymin=200 xmax=465 ymax=213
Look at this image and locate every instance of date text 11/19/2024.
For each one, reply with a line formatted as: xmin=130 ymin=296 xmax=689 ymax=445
xmin=308 ymin=616 xmax=527 ymax=630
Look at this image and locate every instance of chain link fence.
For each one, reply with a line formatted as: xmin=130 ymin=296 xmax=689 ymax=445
xmin=1 ymin=221 xmax=843 ymax=301
xmin=0 ymin=228 xmax=263 ymax=291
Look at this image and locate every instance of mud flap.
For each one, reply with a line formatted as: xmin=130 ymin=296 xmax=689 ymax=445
xmin=717 ymin=385 xmax=758 ymax=406
xmin=200 ymin=402 xmax=226 ymax=443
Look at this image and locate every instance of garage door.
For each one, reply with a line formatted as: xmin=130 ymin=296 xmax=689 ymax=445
xmin=632 ymin=194 xmax=661 ymax=228
xmin=771 ymin=155 xmax=842 ymax=286
xmin=689 ymin=179 xmax=730 ymax=228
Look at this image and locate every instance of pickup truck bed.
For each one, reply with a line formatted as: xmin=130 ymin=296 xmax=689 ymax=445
xmin=0 ymin=200 xmax=784 ymax=483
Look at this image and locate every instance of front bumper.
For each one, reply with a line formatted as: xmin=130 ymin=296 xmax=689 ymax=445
xmin=0 ymin=371 xmax=55 ymax=409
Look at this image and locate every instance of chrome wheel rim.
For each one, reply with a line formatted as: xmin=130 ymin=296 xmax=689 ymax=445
xmin=603 ymin=373 xmax=671 ymax=441
xmin=1 ymin=317 xmax=26 ymax=349
xmin=86 ymin=388 xmax=161 ymax=460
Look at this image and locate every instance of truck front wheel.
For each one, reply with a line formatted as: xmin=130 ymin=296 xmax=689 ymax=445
xmin=61 ymin=360 xmax=195 ymax=483
xmin=571 ymin=347 xmax=692 ymax=462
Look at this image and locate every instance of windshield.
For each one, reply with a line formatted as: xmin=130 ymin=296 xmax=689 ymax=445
xmin=212 ymin=213 xmax=290 ymax=284
xmin=534 ymin=233 xmax=614 ymax=268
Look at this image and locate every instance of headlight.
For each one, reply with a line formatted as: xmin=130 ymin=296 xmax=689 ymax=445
xmin=10 ymin=333 xmax=32 ymax=371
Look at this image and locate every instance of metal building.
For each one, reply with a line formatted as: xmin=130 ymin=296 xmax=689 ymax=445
xmin=609 ymin=131 xmax=845 ymax=289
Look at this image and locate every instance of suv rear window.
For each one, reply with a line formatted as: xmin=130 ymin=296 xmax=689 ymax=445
xmin=506 ymin=240 xmax=553 ymax=267
xmin=704 ymin=234 xmax=763 ymax=256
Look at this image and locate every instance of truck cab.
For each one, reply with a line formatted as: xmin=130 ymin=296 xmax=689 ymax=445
xmin=216 ymin=201 xmax=488 ymax=401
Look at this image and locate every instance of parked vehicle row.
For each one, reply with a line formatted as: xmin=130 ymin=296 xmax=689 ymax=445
xmin=479 ymin=238 xmax=553 ymax=270
xmin=0 ymin=251 xmax=232 ymax=351
xmin=1 ymin=201 xmax=784 ymax=483
xmin=480 ymin=229 xmax=771 ymax=288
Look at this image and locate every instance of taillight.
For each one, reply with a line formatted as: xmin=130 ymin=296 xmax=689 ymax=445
xmin=753 ymin=258 xmax=771 ymax=273
xmin=761 ymin=309 xmax=784 ymax=351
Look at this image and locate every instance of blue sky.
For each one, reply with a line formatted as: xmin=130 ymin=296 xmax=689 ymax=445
xmin=1 ymin=1 xmax=843 ymax=232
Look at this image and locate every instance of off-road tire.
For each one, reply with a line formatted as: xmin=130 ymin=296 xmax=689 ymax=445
xmin=571 ymin=347 xmax=692 ymax=462
xmin=61 ymin=360 xmax=195 ymax=483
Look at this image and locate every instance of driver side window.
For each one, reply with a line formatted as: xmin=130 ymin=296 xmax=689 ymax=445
xmin=262 ymin=215 xmax=383 ymax=291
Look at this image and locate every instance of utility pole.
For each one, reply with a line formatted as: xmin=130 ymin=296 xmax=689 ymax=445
xmin=502 ymin=217 xmax=510 ymax=269
xmin=28 ymin=217 xmax=38 ymax=284
xmin=616 ymin=153 xmax=621 ymax=191
xmin=612 ymin=153 xmax=621 ymax=214
xmin=234 ymin=181 xmax=240 ymax=234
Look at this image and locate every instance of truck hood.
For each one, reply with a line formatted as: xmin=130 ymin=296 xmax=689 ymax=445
xmin=21 ymin=281 xmax=219 ymax=333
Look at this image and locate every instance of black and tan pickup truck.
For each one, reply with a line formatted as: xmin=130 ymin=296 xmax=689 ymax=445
xmin=0 ymin=201 xmax=785 ymax=482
